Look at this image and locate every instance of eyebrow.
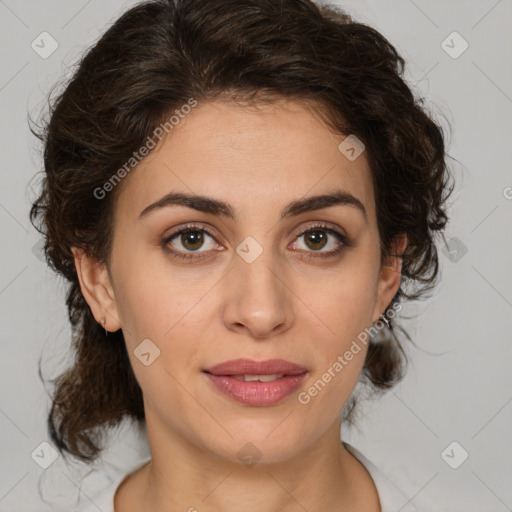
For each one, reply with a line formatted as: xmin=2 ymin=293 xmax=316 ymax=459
xmin=138 ymin=189 xmax=367 ymax=224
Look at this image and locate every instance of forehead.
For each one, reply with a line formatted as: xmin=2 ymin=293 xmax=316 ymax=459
xmin=113 ymin=98 xmax=375 ymax=224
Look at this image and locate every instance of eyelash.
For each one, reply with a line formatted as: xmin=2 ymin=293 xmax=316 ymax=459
xmin=161 ymin=222 xmax=350 ymax=262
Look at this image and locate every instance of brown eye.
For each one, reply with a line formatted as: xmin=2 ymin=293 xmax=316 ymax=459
xmin=302 ymin=230 xmax=328 ymax=251
xmin=178 ymin=229 xmax=205 ymax=251
xmin=163 ymin=225 xmax=219 ymax=260
xmin=293 ymin=224 xmax=349 ymax=259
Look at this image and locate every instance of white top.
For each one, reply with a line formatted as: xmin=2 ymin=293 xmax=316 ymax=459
xmin=73 ymin=442 xmax=418 ymax=512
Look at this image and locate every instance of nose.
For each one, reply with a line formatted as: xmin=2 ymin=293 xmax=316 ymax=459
xmin=221 ymin=242 xmax=294 ymax=339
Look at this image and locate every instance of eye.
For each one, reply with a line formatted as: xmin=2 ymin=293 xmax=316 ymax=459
xmin=291 ymin=223 xmax=349 ymax=259
xmin=162 ymin=223 xmax=221 ymax=261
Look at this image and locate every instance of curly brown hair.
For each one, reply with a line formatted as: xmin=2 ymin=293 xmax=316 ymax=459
xmin=29 ymin=0 xmax=455 ymax=463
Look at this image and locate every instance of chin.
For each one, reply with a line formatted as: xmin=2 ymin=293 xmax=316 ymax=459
xmin=209 ymin=429 xmax=310 ymax=468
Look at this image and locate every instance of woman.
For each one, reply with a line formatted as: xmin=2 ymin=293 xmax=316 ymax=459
xmin=30 ymin=0 xmax=454 ymax=510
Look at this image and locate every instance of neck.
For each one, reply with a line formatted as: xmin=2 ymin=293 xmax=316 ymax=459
xmin=122 ymin=414 xmax=377 ymax=512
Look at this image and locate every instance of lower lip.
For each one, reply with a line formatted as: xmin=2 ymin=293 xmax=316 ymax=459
xmin=203 ymin=372 xmax=307 ymax=406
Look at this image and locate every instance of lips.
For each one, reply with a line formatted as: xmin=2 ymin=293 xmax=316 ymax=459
xmin=203 ymin=358 xmax=308 ymax=376
xmin=203 ymin=358 xmax=308 ymax=406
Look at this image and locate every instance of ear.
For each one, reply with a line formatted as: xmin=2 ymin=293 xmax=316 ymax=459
xmin=371 ymin=233 xmax=408 ymax=324
xmin=71 ymin=247 xmax=121 ymax=332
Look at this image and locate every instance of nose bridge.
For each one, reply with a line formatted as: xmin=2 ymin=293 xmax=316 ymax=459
xmin=237 ymin=237 xmax=282 ymax=296
xmin=223 ymin=234 xmax=293 ymax=336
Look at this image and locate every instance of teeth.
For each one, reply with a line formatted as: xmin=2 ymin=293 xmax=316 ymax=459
xmin=231 ymin=374 xmax=285 ymax=382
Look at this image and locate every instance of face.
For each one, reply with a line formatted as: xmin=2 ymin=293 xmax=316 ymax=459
xmin=75 ymin=98 xmax=405 ymax=466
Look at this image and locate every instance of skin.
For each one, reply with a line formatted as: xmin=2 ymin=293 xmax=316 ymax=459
xmin=72 ymin=97 xmax=407 ymax=512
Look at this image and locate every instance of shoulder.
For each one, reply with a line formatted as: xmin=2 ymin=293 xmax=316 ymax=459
xmin=343 ymin=442 xmax=420 ymax=512
xmin=72 ymin=457 xmax=152 ymax=512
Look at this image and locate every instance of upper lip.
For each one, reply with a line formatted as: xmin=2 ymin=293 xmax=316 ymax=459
xmin=203 ymin=358 xmax=308 ymax=376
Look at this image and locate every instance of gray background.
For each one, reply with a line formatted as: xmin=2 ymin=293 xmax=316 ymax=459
xmin=1 ymin=0 xmax=511 ymax=510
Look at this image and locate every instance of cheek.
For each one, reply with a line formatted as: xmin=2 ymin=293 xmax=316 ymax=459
xmin=113 ymin=269 xmax=210 ymax=375
xmin=300 ymin=265 xmax=377 ymax=335
xmin=296 ymin=264 xmax=375 ymax=393
xmin=110 ymin=250 xmax=185 ymax=337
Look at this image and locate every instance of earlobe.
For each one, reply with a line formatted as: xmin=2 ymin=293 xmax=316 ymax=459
xmin=372 ymin=234 xmax=407 ymax=324
xmin=71 ymin=247 xmax=121 ymax=332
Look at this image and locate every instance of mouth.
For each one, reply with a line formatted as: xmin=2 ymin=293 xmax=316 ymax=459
xmin=203 ymin=358 xmax=308 ymax=376
xmin=221 ymin=373 xmax=288 ymax=382
xmin=202 ymin=358 xmax=308 ymax=406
